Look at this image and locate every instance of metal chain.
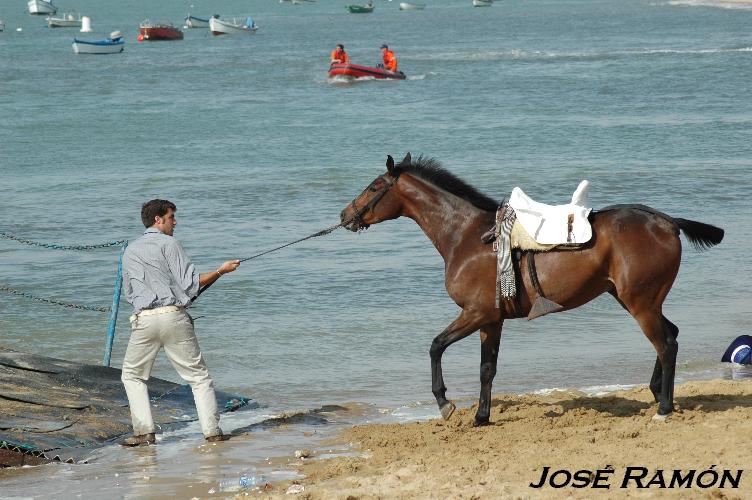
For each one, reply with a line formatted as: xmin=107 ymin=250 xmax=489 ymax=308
xmin=0 ymin=284 xmax=111 ymax=313
xmin=0 ymin=232 xmax=127 ymax=251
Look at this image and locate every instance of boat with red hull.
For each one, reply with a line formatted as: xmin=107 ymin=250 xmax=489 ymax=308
xmin=328 ymin=63 xmax=406 ymax=80
xmin=138 ymin=21 xmax=183 ymax=41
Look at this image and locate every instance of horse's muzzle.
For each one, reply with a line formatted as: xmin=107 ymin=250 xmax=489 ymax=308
xmin=340 ymin=209 xmax=368 ymax=232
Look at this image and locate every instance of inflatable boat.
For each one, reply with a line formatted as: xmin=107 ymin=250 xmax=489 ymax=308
xmin=328 ymin=63 xmax=406 ymax=80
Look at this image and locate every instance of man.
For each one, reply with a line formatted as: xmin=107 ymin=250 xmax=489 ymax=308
xmin=119 ymin=199 xmax=240 ymax=446
xmin=380 ymin=44 xmax=398 ymax=72
xmin=330 ymin=44 xmax=349 ymax=64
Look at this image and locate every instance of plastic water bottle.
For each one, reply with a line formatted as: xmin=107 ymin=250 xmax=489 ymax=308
xmin=216 ymin=471 xmax=264 ymax=492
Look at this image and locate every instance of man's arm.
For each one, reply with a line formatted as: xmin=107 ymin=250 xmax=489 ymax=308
xmin=199 ymin=259 xmax=241 ymax=288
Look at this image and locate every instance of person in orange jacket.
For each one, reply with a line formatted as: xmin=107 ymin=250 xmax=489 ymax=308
xmin=330 ymin=44 xmax=349 ymax=64
xmin=380 ymin=44 xmax=398 ymax=72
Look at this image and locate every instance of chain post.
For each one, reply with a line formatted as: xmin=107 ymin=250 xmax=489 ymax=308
xmin=103 ymin=242 xmax=127 ymax=367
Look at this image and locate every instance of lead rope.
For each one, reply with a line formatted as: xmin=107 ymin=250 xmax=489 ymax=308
xmin=191 ymin=175 xmax=396 ymax=303
xmin=190 ymin=221 xmax=345 ymax=303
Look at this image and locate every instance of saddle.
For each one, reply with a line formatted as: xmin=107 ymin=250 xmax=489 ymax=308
xmin=509 ymin=180 xmax=592 ymax=245
xmin=484 ymin=181 xmax=594 ymax=321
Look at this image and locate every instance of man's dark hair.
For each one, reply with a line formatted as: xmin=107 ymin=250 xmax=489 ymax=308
xmin=337 ymin=44 xmax=344 ymax=50
xmin=141 ymin=199 xmax=176 ymax=228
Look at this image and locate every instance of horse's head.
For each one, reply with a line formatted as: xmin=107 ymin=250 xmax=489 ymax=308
xmin=340 ymin=153 xmax=410 ymax=231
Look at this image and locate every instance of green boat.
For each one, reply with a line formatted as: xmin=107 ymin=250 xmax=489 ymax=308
xmin=346 ymin=3 xmax=374 ymax=13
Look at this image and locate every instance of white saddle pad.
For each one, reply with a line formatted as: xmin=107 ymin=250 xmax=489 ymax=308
xmin=508 ymin=180 xmax=593 ymax=245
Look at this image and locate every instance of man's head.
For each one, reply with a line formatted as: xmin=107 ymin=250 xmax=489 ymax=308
xmin=141 ymin=199 xmax=177 ymax=235
xmin=380 ymin=44 xmax=388 ymax=51
xmin=336 ymin=44 xmax=344 ymax=51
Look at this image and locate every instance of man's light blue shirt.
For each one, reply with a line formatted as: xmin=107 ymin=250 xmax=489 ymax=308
xmin=122 ymin=228 xmax=200 ymax=314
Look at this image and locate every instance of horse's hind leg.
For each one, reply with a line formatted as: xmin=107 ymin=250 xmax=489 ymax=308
xmin=474 ymin=322 xmax=502 ymax=427
xmin=649 ymin=316 xmax=679 ymax=404
xmin=633 ymin=311 xmax=678 ymax=416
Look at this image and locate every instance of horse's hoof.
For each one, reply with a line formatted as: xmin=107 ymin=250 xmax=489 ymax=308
xmin=652 ymin=413 xmax=669 ymax=422
xmin=473 ymin=418 xmax=490 ymax=427
xmin=440 ymin=402 xmax=456 ymax=420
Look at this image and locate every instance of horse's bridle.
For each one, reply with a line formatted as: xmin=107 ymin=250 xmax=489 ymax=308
xmin=345 ymin=174 xmax=397 ymax=229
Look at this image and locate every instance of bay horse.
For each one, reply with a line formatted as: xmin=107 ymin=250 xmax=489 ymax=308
xmin=340 ymin=153 xmax=724 ymax=426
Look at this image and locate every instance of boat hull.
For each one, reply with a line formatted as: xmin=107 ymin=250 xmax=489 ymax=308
xmin=28 ymin=0 xmax=57 ymax=15
xmin=72 ymin=38 xmax=124 ymax=54
xmin=328 ymin=63 xmax=406 ymax=80
xmin=472 ymin=0 xmax=493 ymax=6
xmin=399 ymin=2 xmax=425 ymax=9
xmin=209 ymin=17 xmax=258 ymax=36
xmin=139 ymin=25 xmax=183 ymax=40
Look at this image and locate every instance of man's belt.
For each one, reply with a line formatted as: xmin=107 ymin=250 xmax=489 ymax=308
xmin=129 ymin=305 xmax=184 ymax=323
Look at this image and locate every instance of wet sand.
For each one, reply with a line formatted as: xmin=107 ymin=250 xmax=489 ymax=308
xmin=268 ymin=379 xmax=752 ymax=499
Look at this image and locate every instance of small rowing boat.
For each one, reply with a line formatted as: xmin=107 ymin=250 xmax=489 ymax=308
xmin=184 ymin=15 xmax=217 ymax=28
xmin=72 ymin=31 xmax=124 ymax=54
xmin=28 ymin=0 xmax=56 ymax=15
xmin=346 ymin=3 xmax=374 ymax=13
xmin=46 ymin=13 xmax=82 ymax=28
xmin=209 ymin=16 xmax=258 ymax=35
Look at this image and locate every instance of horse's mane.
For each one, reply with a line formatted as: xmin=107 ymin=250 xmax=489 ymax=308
xmin=394 ymin=156 xmax=499 ymax=212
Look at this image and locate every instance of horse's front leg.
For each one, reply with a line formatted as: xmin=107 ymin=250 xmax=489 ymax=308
xmin=474 ymin=322 xmax=502 ymax=427
xmin=430 ymin=311 xmax=484 ymax=420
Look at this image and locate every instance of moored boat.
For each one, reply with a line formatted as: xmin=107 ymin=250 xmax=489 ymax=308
xmin=472 ymin=0 xmax=493 ymax=6
xmin=328 ymin=62 xmax=405 ymax=80
xmin=0 ymin=20 xmax=5 ymax=32
xmin=399 ymin=2 xmax=426 ymax=10
xmin=138 ymin=21 xmax=183 ymax=40
xmin=72 ymin=31 xmax=124 ymax=54
xmin=346 ymin=3 xmax=375 ymax=13
xmin=46 ymin=13 xmax=82 ymax=28
xmin=209 ymin=16 xmax=258 ymax=36
xmin=184 ymin=14 xmax=217 ymax=28
xmin=28 ymin=0 xmax=57 ymax=15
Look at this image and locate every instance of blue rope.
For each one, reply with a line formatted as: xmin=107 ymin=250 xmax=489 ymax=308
xmin=0 ymin=232 xmax=127 ymax=251
xmin=0 ymin=284 xmax=111 ymax=313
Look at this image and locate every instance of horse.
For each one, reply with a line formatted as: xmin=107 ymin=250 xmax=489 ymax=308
xmin=340 ymin=153 xmax=724 ymax=426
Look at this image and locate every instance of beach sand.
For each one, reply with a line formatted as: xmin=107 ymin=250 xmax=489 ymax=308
xmin=267 ymin=379 xmax=751 ymax=499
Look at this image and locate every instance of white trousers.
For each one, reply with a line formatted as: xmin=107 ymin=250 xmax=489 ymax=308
xmin=121 ymin=308 xmax=221 ymax=438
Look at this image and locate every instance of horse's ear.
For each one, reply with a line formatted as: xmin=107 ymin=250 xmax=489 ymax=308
xmin=386 ymin=155 xmax=395 ymax=175
xmin=399 ymin=152 xmax=412 ymax=167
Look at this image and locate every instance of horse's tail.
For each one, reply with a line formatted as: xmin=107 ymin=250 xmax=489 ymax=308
xmin=674 ymin=218 xmax=724 ymax=251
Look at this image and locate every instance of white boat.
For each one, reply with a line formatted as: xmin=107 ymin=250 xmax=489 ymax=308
xmin=399 ymin=2 xmax=426 ymax=9
xmin=28 ymin=0 xmax=57 ymax=15
xmin=209 ymin=16 xmax=258 ymax=36
xmin=184 ymin=15 xmax=217 ymax=28
xmin=72 ymin=31 xmax=124 ymax=54
xmin=46 ymin=13 xmax=82 ymax=28
xmin=0 ymin=20 xmax=5 ymax=32
xmin=472 ymin=0 xmax=493 ymax=6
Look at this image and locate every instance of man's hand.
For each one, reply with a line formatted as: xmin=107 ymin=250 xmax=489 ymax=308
xmin=218 ymin=260 xmax=241 ymax=275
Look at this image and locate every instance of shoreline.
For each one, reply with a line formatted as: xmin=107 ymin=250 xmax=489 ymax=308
xmin=266 ymin=379 xmax=751 ymax=498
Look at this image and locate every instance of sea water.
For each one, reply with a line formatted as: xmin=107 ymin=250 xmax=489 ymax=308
xmin=1 ymin=0 xmax=751 ymax=495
